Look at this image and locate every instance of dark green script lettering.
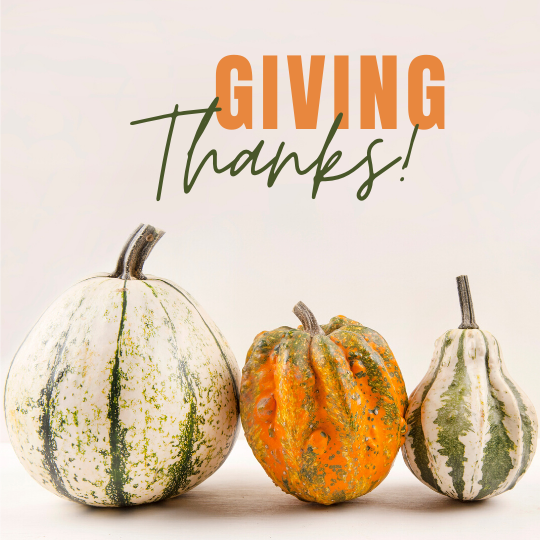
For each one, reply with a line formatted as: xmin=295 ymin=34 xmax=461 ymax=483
xmin=130 ymin=98 xmax=419 ymax=201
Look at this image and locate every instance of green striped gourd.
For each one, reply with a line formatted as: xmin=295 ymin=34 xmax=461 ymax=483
xmin=402 ymin=275 xmax=538 ymax=500
xmin=4 ymin=224 xmax=240 ymax=506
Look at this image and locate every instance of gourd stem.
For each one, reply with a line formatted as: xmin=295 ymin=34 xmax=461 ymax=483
xmin=456 ymin=275 xmax=479 ymax=329
xmin=293 ymin=301 xmax=324 ymax=336
xmin=110 ymin=224 xmax=165 ymax=280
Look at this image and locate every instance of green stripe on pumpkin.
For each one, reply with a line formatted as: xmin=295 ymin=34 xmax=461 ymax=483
xmin=493 ymin=339 xmax=534 ymax=491
xmin=474 ymin=331 xmax=515 ymax=499
xmin=157 ymin=279 xmax=239 ymax=405
xmin=39 ymin=328 xmax=81 ymax=502
xmin=105 ymin=281 xmax=132 ymax=506
xmin=407 ymin=331 xmax=452 ymax=492
xmin=142 ymin=282 xmax=200 ymax=500
xmin=38 ymin=294 xmax=91 ymax=504
xmin=143 ymin=282 xmax=197 ymax=397
xmin=160 ymin=401 xmax=198 ymax=500
xmin=434 ymin=331 xmax=473 ymax=500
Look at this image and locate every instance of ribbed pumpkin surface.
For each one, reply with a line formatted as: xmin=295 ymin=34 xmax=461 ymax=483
xmin=402 ymin=328 xmax=538 ymax=500
xmin=5 ymin=275 xmax=239 ymax=506
xmin=240 ymin=315 xmax=407 ymax=505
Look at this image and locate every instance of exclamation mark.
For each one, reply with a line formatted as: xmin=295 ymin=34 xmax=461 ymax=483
xmin=400 ymin=124 xmax=419 ymax=181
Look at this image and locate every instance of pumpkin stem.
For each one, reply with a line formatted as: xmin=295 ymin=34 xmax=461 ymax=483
xmin=456 ymin=275 xmax=479 ymax=329
xmin=110 ymin=224 xmax=165 ymax=280
xmin=293 ymin=301 xmax=325 ymax=336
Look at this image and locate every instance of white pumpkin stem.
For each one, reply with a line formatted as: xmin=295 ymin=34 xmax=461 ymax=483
xmin=110 ymin=224 xmax=165 ymax=280
xmin=293 ymin=301 xmax=325 ymax=336
xmin=456 ymin=275 xmax=479 ymax=329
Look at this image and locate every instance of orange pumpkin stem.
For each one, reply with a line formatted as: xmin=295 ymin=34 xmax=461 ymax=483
xmin=293 ymin=301 xmax=324 ymax=336
xmin=456 ymin=275 xmax=479 ymax=329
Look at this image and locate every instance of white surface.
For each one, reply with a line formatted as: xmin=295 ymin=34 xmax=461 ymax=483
xmin=1 ymin=437 xmax=539 ymax=540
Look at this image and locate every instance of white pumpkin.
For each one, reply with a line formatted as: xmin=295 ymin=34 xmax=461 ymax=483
xmin=402 ymin=276 xmax=538 ymax=500
xmin=4 ymin=224 xmax=240 ymax=506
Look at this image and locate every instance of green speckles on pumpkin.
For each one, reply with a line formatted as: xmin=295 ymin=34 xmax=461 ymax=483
xmin=363 ymin=328 xmax=406 ymax=403
xmin=298 ymin=446 xmax=327 ymax=491
xmin=144 ymin=282 xmax=195 ymax=397
xmin=333 ymin=329 xmax=399 ymax=427
xmin=141 ymin=311 xmax=157 ymax=341
xmin=157 ymin=279 xmax=240 ymax=407
xmin=320 ymin=316 xmax=359 ymax=336
xmin=76 ymin=437 xmax=85 ymax=455
xmin=434 ymin=331 xmax=473 ymax=500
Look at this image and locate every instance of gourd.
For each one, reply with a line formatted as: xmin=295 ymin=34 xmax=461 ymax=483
xmin=4 ymin=224 xmax=240 ymax=506
xmin=240 ymin=302 xmax=408 ymax=505
xmin=402 ymin=275 xmax=538 ymax=500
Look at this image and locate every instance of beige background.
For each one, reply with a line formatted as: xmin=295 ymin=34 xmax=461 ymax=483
xmin=2 ymin=0 xmax=539 ymax=445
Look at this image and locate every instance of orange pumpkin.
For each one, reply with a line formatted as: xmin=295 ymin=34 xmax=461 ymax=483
xmin=240 ymin=302 xmax=407 ymax=505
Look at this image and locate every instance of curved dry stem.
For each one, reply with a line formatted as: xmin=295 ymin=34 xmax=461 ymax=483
xmin=110 ymin=224 xmax=165 ymax=280
xmin=293 ymin=301 xmax=324 ymax=336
